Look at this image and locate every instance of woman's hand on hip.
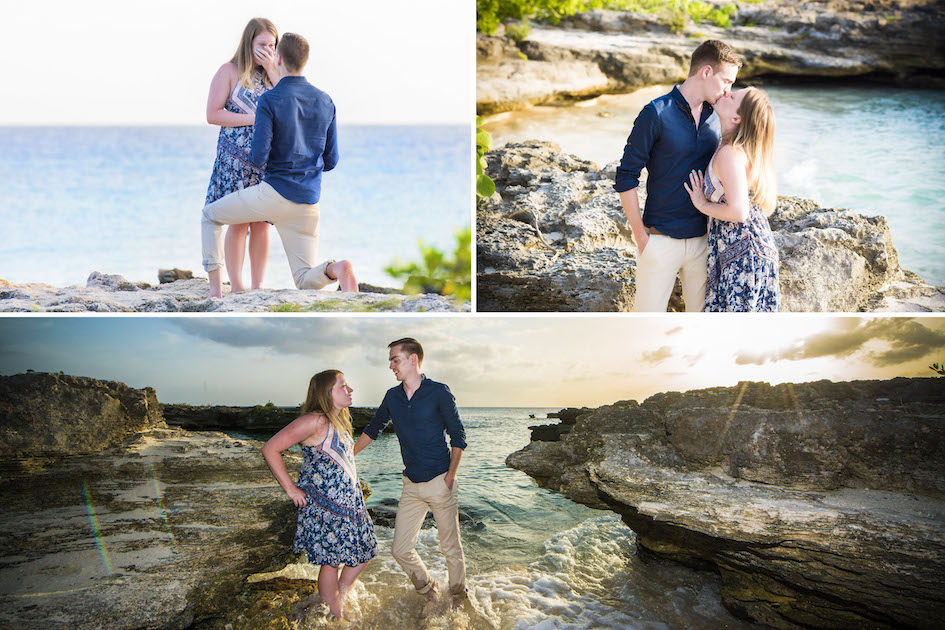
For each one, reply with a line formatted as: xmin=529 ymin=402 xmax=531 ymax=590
xmin=287 ymin=485 xmax=308 ymax=507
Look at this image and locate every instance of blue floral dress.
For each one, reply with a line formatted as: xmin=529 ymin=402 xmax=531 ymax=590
xmin=204 ymin=69 xmax=269 ymax=205
xmin=703 ymin=154 xmax=780 ymax=312
xmin=294 ymin=424 xmax=378 ymax=567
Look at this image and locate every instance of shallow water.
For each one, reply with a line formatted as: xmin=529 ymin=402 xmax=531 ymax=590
xmin=235 ymin=408 xmax=759 ymax=629
xmin=2 ymin=125 xmax=469 ymax=288
xmin=483 ymin=84 xmax=945 ymax=285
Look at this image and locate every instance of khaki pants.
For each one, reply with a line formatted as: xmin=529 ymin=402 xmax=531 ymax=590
xmin=391 ymin=472 xmax=466 ymax=596
xmin=633 ymin=233 xmax=708 ymax=312
xmin=201 ymin=181 xmax=333 ymax=289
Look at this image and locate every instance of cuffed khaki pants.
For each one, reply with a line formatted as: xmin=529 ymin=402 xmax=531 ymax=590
xmin=201 ymin=181 xmax=333 ymax=289
xmin=633 ymin=233 xmax=708 ymax=312
xmin=392 ymin=472 xmax=466 ymax=596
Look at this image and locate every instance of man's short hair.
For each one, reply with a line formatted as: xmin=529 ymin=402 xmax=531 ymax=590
xmin=278 ymin=32 xmax=310 ymax=73
xmin=689 ymin=40 xmax=742 ymax=76
xmin=389 ymin=337 xmax=423 ymax=365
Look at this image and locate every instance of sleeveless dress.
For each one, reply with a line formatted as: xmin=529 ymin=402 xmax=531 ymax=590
xmin=204 ymin=69 xmax=269 ymax=205
xmin=293 ymin=424 xmax=378 ymax=567
xmin=703 ymin=154 xmax=781 ymax=312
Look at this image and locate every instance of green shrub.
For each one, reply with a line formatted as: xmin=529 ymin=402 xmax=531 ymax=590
xmin=506 ymin=20 xmax=533 ymax=42
xmin=477 ymin=116 xmax=496 ymax=199
xmin=931 ymin=362 xmax=945 ymax=376
xmin=385 ymin=229 xmax=472 ymax=302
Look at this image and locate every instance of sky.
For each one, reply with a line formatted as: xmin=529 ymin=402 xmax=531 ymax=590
xmin=1 ymin=316 xmax=942 ymax=408
xmin=3 ymin=1 xmax=472 ymax=125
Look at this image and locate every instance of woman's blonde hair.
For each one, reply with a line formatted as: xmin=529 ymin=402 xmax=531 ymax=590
xmin=230 ymin=18 xmax=278 ymax=89
xmin=301 ymin=370 xmax=353 ymax=437
xmin=731 ymin=87 xmax=777 ymax=216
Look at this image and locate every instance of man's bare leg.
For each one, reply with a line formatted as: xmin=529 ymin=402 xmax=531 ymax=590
xmin=327 ymin=260 xmax=358 ymax=293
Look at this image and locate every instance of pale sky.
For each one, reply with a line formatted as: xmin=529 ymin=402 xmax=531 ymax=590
xmin=3 ymin=1 xmax=472 ymax=125
xmin=1 ymin=316 xmax=942 ymax=408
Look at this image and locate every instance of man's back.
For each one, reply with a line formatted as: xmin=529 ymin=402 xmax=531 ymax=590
xmin=251 ymin=76 xmax=338 ymax=205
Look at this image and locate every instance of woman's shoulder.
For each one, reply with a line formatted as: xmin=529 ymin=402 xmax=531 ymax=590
xmin=714 ymin=143 xmax=747 ymax=173
xmin=212 ymin=62 xmax=239 ymax=83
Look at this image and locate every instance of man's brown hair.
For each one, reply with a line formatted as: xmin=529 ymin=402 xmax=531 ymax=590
xmin=388 ymin=337 xmax=424 ymax=365
xmin=278 ymin=32 xmax=310 ymax=73
xmin=688 ymin=40 xmax=741 ymax=76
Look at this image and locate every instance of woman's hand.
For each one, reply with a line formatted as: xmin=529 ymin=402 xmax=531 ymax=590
xmin=683 ymin=169 xmax=708 ymax=214
xmin=287 ymin=485 xmax=308 ymax=507
xmin=254 ymin=46 xmax=277 ymax=76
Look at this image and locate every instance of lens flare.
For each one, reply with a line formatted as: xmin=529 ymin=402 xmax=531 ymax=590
xmin=150 ymin=462 xmax=178 ymax=554
xmin=82 ymin=480 xmax=113 ymax=575
xmin=719 ymin=381 xmax=749 ymax=449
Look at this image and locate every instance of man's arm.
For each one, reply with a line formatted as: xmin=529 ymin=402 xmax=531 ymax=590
xmin=322 ymin=106 xmax=339 ymax=172
xmin=250 ymin=96 xmax=274 ymax=168
xmin=615 ymin=104 xmax=660 ymax=254
xmin=354 ymin=392 xmax=390 ymax=456
xmin=438 ymin=385 xmax=466 ymax=489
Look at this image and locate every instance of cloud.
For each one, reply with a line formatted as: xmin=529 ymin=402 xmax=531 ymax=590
xmin=666 ymin=326 xmax=683 ymax=336
xmin=642 ymin=346 xmax=673 ymax=364
xmin=735 ymin=319 xmax=945 ymax=367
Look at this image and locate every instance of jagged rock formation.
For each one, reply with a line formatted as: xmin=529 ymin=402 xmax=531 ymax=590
xmin=478 ymin=1 xmax=945 ymax=115
xmin=0 ymin=272 xmax=468 ymax=313
xmin=0 ymin=372 xmax=164 ymax=458
xmin=161 ymin=403 xmax=382 ymax=433
xmin=507 ymin=377 xmax=945 ymax=629
xmin=528 ymin=406 xmax=594 ymax=441
xmin=477 ymin=141 xmax=945 ymax=311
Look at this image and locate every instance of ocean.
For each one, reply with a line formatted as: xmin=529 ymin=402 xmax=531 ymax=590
xmin=232 ymin=407 xmax=759 ymax=629
xmin=2 ymin=125 xmax=469 ymax=289
xmin=483 ymin=85 xmax=945 ymax=286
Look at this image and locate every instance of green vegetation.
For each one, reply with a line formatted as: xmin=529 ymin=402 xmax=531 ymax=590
xmin=268 ymin=298 xmax=404 ymax=313
xmin=385 ymin=229 xmax=472 ymax=303
xmin=931 ymin=362 xmax=945 ymax=376
xmin=477 ymin=116 xmax=496 ymax=199
xmin=506 ymin=20 xmax=533 ymax=42
xmin=477 ymin=0 xmax=742 ymax=35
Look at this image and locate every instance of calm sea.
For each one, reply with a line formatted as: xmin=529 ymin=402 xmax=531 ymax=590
xmin=2 ymin=125 xmax=469 ymax=289
xmin=484 ymin=85 xmax=945 ymax=286
xmin=232 ymin=407 xmax=758 ymax=629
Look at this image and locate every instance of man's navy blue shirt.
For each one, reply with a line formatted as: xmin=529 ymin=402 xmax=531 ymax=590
xmin=251 ymin=76 xmax=338 ymax=205
xmin=363 ymin=376 xmax=467 ymax=483
xmin=614 ymin=86 xmax=720 ymax=239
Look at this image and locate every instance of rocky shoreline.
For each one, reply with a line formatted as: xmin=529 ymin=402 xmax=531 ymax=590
xmin=0 ymin=272 xmax=468 ymax=313
xmin=507 ymin=377 xmax=945 ymax=629
xmin=477 ymin=1 xmax=945 ymax=115
xmin=0 ymin=372 xmax=380 ymax=629
xmin=477 ymin=141 xmax=945 ymax=311
xmin=162 ymin=403 xmax=392 ymax=434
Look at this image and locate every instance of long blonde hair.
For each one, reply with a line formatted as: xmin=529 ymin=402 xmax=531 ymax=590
xmin=730 ymin=87 xmax=777 ymax=216
xmin=301 ymin=370 xmax=353 ymax=437
xmin=230 ymin=18 xmax=278 ymax=90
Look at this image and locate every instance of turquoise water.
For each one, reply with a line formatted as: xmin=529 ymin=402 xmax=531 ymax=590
xmin=484 ymin=85 xmax=945 ymax=286
xmin=234 ymin=407 xmax=758 ymax=629
xmin=1 ymin=125 xmax=469 ymax=288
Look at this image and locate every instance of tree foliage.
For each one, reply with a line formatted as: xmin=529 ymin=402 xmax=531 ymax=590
xmin=386 ymin=229 xmax=472 ymax=302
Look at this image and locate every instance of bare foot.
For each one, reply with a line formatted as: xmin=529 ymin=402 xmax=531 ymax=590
xmin=423 ymin=584 xmax=440 ymax=602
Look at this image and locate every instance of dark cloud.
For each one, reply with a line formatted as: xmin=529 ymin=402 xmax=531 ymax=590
xmin=642 ymin=346 xmax=673 ymax=364
xmin=735 ymin=319 xmax=945 ymax=367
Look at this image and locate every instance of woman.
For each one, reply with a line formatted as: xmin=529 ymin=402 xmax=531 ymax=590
xmin=684 ymin=86 xmax=780 ymax=312
xmin=262 ymin=371 xmax=377 ymax=619
xmin=205 ymin=18 xmax=280 ymax=293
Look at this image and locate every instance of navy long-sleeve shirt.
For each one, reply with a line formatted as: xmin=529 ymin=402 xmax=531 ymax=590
xmin=362 ymin=376 xmax=467 ymax=483
xmin=614 ymin=86 xmax=720 ymax=239
xmin=250 ymin=76 xmax=338 ymax=204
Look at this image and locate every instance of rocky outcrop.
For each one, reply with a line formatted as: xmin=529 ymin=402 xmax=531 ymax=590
xmin=528 ymin=406 xmax=594 ymax=441
xmin=0 ymin=372 xmax=164 ymax=458
xmin=0 ymin=272 xmax=468 ymax=313
xmin=477 ymin=141 xmax=945 ymax=311
xmin=507 ymin=377 xmax=945 ymax=629
xmin=478 ymin=1 xmax=945 ymax=114
xmin=162 ymin=403 xmax=387 ymax=434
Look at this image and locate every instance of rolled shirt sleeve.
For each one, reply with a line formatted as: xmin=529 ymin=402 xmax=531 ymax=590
xmin=439 ymin=385 xmax=467 ymax=450
xmin=614 ymin=103 xmax=660 ymax=193
xmin=322 ymin=107 xmax=339 ymax=172
xmin=362 ymin=391 xmax=391 ymax=440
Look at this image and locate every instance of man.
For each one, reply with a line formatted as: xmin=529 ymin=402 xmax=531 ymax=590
xmin=201 ymin=32 xmax=358 ymax=298
xmin=354 ymin=338 xmax=467 ymax=601
xmin=615 ymin=40 xmax=741 ymax=312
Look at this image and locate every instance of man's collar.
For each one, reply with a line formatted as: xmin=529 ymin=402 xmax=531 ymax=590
xmin=672 ymin=85 xmax=714 ymax=116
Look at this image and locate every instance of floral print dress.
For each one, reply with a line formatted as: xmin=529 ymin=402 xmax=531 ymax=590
xmin=703 ymin=154 xmax=781 ymax=312
xmin=294 ymin=424 xmax=378 ymax=567
xmin=204 ymin=69 xmax=269 ymax=205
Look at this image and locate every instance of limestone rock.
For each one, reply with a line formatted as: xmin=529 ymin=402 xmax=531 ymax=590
xmin=507 ymin=377 xmax=945 ymax=629
xmin=477 ymin=142 xmax=945 ymax=312
xmin=0 ymin=372 xmax=164 ymax=458
xmin=162 ymin=404 xmax=386 ymax=434
xmin=158 ymin=268 xmax=193 ymax=284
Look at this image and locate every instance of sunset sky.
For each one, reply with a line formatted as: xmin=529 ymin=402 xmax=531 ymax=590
xmin=1 ymin=316 xmax=942 ymax=407
xmin=4 ymin=1 xmax=471 ymax=125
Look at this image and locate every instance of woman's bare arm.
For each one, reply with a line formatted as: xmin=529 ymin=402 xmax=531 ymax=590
xmin=685 ymin=145 xmax=752 ymax=223
xmin=261 ymin=414 xmax=325 ymax=506
xmin=206 ymin=63 xmax=256 ymax=128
